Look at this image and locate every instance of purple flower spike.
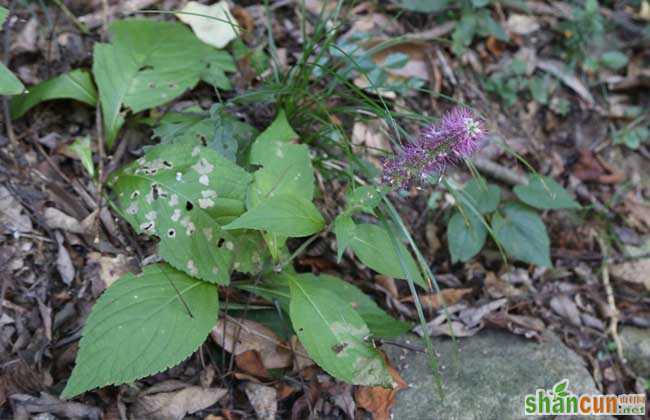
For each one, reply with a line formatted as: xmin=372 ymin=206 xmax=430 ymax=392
xmin=381 ymin=107 xmax=486 ymax=188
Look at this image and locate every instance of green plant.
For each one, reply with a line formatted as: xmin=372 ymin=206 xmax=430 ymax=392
xmin=446 ymin=175 xmax=581 ymax=266
xmin=450 ymin=1 xmax=508 ymax=56
xmin=484 ymin=58 xmax=557 ymax=107
xmin=0 ymin=6 xmax=25 ymax=95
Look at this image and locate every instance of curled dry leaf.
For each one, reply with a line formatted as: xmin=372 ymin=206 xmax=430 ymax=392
xmin=235 ymin=350 xmax=270 ymax=379
xmin=610 ymin=259 xmax=650 ymax=291
xmin=0 ymin=186 xmax=32 ymax=233
xmin=212 ymin=318 xmax=292 ymax=369
xmin=402 ymin=288 xmax=473 ymax=310
xmin=351 ymin=119 xmax=392 ymax=157
xmin=505 ymin=14 xmax=541 ymax=35
xmin=86 ymin=251 xmax=134 ymax=293
xmin=10 ymin=392 xmax=102 ymax=419
xmin=549 ymin=294 xmax=582 ymax=327
xmin=536 ymin=59 xmax=595 ymax=106
xmin=130 ymin=384 xmax=227 ymax=420
xmin=354 ymin=354 xmax=407 ymax=420
xmin=623 ymin=193 xmax=650 ymax=233
xmin=244 ymin=382 xmax=277 ymax=420
xmin=290 ymin=335 xmax=315 ymax=371
xmin=55 ymin=231 xmax=75 ymax=285
xmin=177 ymin=1 xmax=239 ymax=49
xmin=44 ymin=207 xmax=88 ymax=234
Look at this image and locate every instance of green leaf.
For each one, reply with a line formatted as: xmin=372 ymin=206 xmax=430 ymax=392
xmin=346 ymin=185 xmax=383 ymax=215
xmin=334 ymin=214 xmax=356 ymax=263
xmin=223 ymin=194 xmax=325 ymax=237
xmin=349 ymin=224 xmax=425 ymax=287
xmin=390 ymin=0 xmax=449 ymax=12
xmin=10 ymin=69 xmax=97 ymax=119
xmin=447 ymin=210 xmax=487 ymax=263
xmin=254 ymin=109 xmax=298 ymax=144
xmin=70 ymin=136 xmax=95 ymax=178
xmin=0 ymin=6 xmax=8 ymax=25
xmin=476 ymin=10 xmax=508 ymax=41
xmin=461 ymin=179 xmax=500 ymax=214
xmin=0 ymin=64 xmax=25 ymax=96
xmin=600 ymin=51 xmax=628 ymax=71
xmin=528 ymin=76 xmax=549 ymax=105
xmin=111 ymin=143 xmax=251 ymax=284
xmin=61 ymin=263 xmax=219 ymax=398
xmin=382 ymin=52 xmax=409 ymax=69
xmin=452 ymin=13 xmax=478 ymax=55
xmin=286 ymin=273 xmax=393 ymax=386
xmin=94 ymin=19 xmax=235 ymax=147
xmin=492 ymin=202 xmax=551 ymax=267
xmin=513 ymin=176 xmax=581 ymax=210
xmin=614 ymin=126 xmax=649 ymax=150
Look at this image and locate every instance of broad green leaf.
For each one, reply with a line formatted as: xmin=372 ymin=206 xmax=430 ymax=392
xmin=0 ymin=6 xmax=8 ymax=24
xmin=600 ymin=51 xmax=628 ymax=70
xmin=61 ymin=263 xmax=219 ymax=398
xmin=492 ymin=202 xmax=551 ymax=267
xmin=250 ymin=273 xmax=410 ymax=338
xmin=70 ymin=136 xmax=95 ymax=178
xmin=334 ymin=214 xmax=356 ymax=262
xmin=528 ymin=76 xmax=550 ymax=105
xmin=223 ymin=195 xmax=325 ymax=237
xmin=153 ymin=106 xmax=257 ymax=162
xmin=452 ymin=13 xmax=478 ymax=55
xmin=229 ymin=230 xmax=268 ymax=274
xmin=286 ymin=274 xmax=393 ymax=386
xmin=10 ymin=69 xmax=97 ymax=119
xmin=0 ymin=64 xmax=24 ymax=96
xmin=390 ymin=0 xmax=449 ymax=12
xmin=476 ymin=9 xmax=508 ymax=41
xmin=614 ymin=126 xmax=649 ymax=150
xmin=111 ymin=143 xmax=251 ymax=284
xmin=513 ymin=176 xmax=581 ymax=210
xmin=94 ymin=19 xmax=235 ymax=147
xmin=349 ymin=224 xmax=425 ymax=287
xmin=254 ymin=109 xmax=298 ymax=144
xmin=461 ymin=179 xmax=500 ymax=214
xmin=447 ymin=210 xmax=487 ymax=263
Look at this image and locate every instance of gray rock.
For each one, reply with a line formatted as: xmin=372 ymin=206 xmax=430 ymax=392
xmin=621 ymin=326 xmax=650 ymax=378
xmin=384 ymin=329 xmax=611 ymax=420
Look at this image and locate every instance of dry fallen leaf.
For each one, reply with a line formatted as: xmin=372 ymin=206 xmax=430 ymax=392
xmin=0 ymin=186 xmax=32 ymax=233
xmin=290 ymin=335 xmax=315 ymax=371
xmin=235 ymin=350 xmax=270 ymax=379
xmin=130 ymin=383 xmax=226 ymax=420
xmin=244 ymin=382 xmax=277 ymax=420
xmin=44 ymin=207 xmax=88 ymax=234
xmin=536 ymin=59 xmax=595 ymax=106
xmin=86 ymin=252 xmax=133 ymax=293
xmin=212 ymin=318 xmax=293 ymax=369
xmin=549 ymin=294 xmax=582 ymax=327
xmin=351 ymin=119 xmax=392 ymax=157
xmin=355 ymin=354 xmax=407 ymax=420
xmin=506 ymin=14 xmax=541 ymax=35
xmin=623 ymin=193 xmax=650 ymax=233
xmin=610 ymin=259 xmax=650 ymax=291
xmin=55 ymin=231 xmax=75 ymax=286
xmin=402 ymin=288 xmax=473 ymax=310
xmin=177 ymin=1 xmax=239 ymax=49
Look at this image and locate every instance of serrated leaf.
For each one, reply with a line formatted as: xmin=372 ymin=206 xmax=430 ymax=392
xmin=10 ymin=69 xmax=97 ymax=119
xmin=492 ymin=202 xmax=551 ymax=267
xmin=447 ymin=210 xmax=487 ymax=263
xmin=111 ymin=143 xmax=251 ymax=284
xmin=461 ymin=179 xmax=500 ymax=214
xmin=94 ymin=19 xmax=235 ymax=147
xmin=61 ymin=263 xmax=219 ymax=398
xmin=514 ymin=176 xmax=581 ymax=210
xmin=223 ymin=194 xmax=325 ymax=237
xmin=349 ymin=224 xmax=426 ymax=287
xmin=286 ymin=273 xmax=393 ymax=386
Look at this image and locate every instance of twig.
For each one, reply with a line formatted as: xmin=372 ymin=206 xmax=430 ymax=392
xmin=472 ymin=156 xmax=528 ymax=186
xmin=596 ymin=234 xmax=624 ymax=361
xmin=50 ymin=0 xmax=89 ymax=34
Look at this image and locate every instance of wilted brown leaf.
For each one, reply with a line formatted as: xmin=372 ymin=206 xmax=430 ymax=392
xmin=130 ymin=383 xmax=226 ymax=420
xmin=244 ymin=382 xmax=277 ymax=420
xmin=355 ymin=354 xmax=406 ymax=420
xmin=402 ymin=288 xmax=473 ymax=310
xmin=212 ymin=318 xmax=292 ymax=369
xmin=235 ymin=350 xmax=270 ymax=379
xmin=610 ymin=259 xmax=650 ymax=290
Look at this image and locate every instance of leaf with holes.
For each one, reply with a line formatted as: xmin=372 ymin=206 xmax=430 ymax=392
xmin=93 ymin=19 xmax=235 ymax=147
xmin=492 ymin=202 xmax=551 ymax=267
xmin=10 ymin=69 xmax=97 ymax=119
xmin=286 ymin=273 xmax=393 ymax=386
xmin=61 ymin=263 xmax=218 ymax=398
xmin=513 ymin=176 xmax=580 ymax=210
xmin=447 ymin=209 xmax=487 ymax=263
xmin=110 ymin=143 xmax=251 ymax=284
xmin=349 ymin=224 xmax=425 ymax=288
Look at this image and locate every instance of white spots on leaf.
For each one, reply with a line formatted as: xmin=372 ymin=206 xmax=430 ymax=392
xmin=201 ymin=190 xmax=218 ymax=198
xmin=275 ymin=148 xmax=284 ymax=158
xmin=193 ymin=158 xmax=214 ymax=175
xmin=171 ymin=209 xmax=181 ymax=222
xmin=225 ymin=241 xmax=234 ymax=251
xmin=169 ymin=194 xmax=179 ymax=206
xmin=199 ymin=175 xmax=209 ymax=186
xmin=180 ymin=217 xmax=195 ymax=235
xmin=130 ymin=190 xmax=140 ymax=200
xmin=187 ymin=260 xmax=198 ymax=276
xmin=203 ymin=227 xmax=213 ymax=241
xmin=191 ymin=146 xmax=201 ymax=157
xmin=212 ymin=266 xmax=219 ymax=274
xmin=167 ymin=228 xmax=176 ymax=238
xmin=126 ymin=202 xmax=139 ymax=215
xmin=198 ymin=198 xmax=214 ymax=208
xmin=145 ymin=211 xmax=157 ymax=221
xmin=139 ymin=221 xmax=156 ymax=233
xmin=176 ymin=172 xmax=183 ymax=182
xmin=233 ymin=262 xmax=240 ymax=270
